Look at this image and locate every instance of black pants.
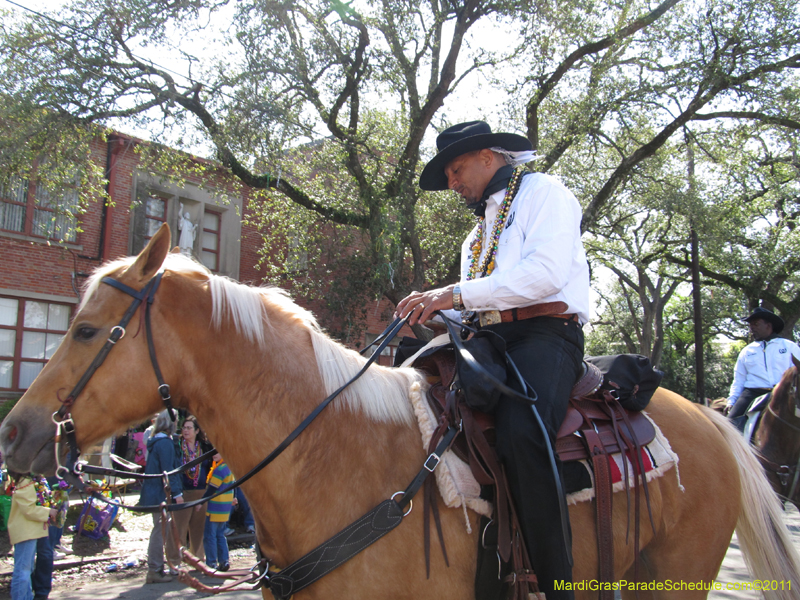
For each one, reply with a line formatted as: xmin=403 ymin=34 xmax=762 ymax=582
xmin=728 ymin=387 xmax=771 ymax=420
xmin=487 ymin=316 xmax=584 ymax=600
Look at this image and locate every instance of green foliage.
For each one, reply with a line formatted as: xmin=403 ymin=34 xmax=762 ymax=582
xmin=659 ymin=336 xmax=739 ymax=401
xmin=1 ymin=0 xmax=799 ymax=367
xmin=657 ymin=289 xmax=744 ymax=399
xmin=240 ymin=111 xmax=472 ymax=341
xmin=0 ymin=398 xmax=20 ymax=425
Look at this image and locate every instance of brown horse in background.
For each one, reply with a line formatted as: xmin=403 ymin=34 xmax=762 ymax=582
xmin=1 ymin=224 xmax=799 ymax=599
xmin=751 ymin=357 xmax=800 ymax=510
xmin=711 ymin=360 xmax=800 ymax=510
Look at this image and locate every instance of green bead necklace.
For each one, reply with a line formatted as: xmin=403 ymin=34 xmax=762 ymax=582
xmin=466 ymin=166 xmax=526 ymax=281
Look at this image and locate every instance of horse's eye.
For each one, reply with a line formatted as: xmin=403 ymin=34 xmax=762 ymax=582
xmin=73 ymin=326 xmax=99 ymax=342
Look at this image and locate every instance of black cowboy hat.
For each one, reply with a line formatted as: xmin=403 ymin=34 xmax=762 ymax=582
xmin=743 ymin=307 xmax=784 ymax=334
xmin=419 ymin=121 xmax=532 ymax=191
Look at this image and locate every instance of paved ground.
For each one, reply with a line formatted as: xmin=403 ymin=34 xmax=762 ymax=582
xmin=708 ymin=504 xmax=800 ymax=599
xmin=39 ymin=568 xmax=265 ymax=600
xmin=0 ymin=542 xmax=265 ymax=600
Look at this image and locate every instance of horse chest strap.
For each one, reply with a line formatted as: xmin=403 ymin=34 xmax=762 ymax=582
xmin=268 ymin=499 xmax=403 ymax=599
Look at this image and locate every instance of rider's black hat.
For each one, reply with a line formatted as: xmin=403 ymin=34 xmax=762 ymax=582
xmin=419 ymin=121 xmax=532 ymax=191
xmin=743 ymin=307 xmax=784 ymax=334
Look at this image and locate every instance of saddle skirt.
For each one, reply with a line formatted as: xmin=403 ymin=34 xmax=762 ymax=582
xmin=408 ymin=379 xmax=493 ymax=520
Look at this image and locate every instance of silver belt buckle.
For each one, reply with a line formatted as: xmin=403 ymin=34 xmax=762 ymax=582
xmin=478 ymin=310 xmax=502 ymax=327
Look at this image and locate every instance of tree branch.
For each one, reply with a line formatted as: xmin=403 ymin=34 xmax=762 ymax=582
xmin=525 ymin=0 xmax=681 ymax=149
xmin=692 ymin=110 xmax=800 ymax=130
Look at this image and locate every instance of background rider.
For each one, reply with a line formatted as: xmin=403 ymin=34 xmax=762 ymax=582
xmin=725 ymin=307 xmax=800 ymax=421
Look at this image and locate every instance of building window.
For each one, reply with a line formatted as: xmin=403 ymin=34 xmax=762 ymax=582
xmin=0 ymin=297 xmax=71 ymax=391
xmin=0 ymin=176 xmax=28 ymax=233
xmin=0 ymin=174 xmax=79 ymax=242
xmin=201 ymin=211 xmax=220 ymax=272
xmin=364 ymin=333 xmax=397 ymax=367
xmin=32 ymin=185 xmax=80 ymax=242
xmin=285 ymin=235 xmax=308 ymax=272
xmin=145 ymin=195 xmax=167 ymax=242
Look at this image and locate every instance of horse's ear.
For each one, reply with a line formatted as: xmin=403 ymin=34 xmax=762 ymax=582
xmin=129 ymin=223 xmax=171 ymax=283
xmin=170 ymin=246 xmax=182 ymax=254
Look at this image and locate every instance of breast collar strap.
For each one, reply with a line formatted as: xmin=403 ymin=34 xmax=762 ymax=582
xmin=53 ymin=272 xmax=170 ymax=483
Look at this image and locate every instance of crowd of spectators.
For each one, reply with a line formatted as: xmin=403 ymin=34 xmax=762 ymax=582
xmin=3 ymin=410 xmax=255 ymax=597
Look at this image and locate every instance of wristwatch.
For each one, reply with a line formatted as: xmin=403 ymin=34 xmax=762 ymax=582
xmin=452 ymin=285 xmax=465 ymax=311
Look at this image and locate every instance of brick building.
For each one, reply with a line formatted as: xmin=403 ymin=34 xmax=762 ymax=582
xmin=0 ymin=132 xmax=402 ymax=400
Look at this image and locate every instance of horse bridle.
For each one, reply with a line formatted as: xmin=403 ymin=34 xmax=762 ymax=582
xmin=52 ymin=272 xmax=175 ymax=482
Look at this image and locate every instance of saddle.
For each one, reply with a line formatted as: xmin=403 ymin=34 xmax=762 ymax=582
xmin=414 ymin=347 xmax=656 ymax=600
xmin=737 ymin=392 xmax=771 ymax=440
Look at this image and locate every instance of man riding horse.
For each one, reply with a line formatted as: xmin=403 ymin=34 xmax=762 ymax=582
xmin=725 ymin=307 xmax=800 ymax=425
xmin=396 ymin=121 xmax=590 ymax=600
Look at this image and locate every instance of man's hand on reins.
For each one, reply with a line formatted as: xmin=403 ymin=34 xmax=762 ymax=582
xmin=395 ymin=285 xmax=456 ymax=326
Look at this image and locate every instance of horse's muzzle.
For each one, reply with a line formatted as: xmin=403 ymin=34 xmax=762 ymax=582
xmin=0 ymin=407 xmax=58 ymax=475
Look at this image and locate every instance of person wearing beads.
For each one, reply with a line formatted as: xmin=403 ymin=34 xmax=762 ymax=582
xmin=396 ymin=120 xmax=589 ymax=600
xmin=7 ymin=472 xmax=57 ymax=600
xmin=167 ymin=416 xmax=213 ymax=563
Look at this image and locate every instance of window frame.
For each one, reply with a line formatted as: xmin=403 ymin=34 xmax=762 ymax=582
xmin=31 ymin=183 xmax=81 ymax=242
xmin=200 ymin=209 xmax=221 ymax=272
xmin=0 ymin=176 xmax=29 ymax=235
xmin=144 ymin=194 xmax=168 ymax=244
xmin=0 ymin=297 xmax=72 ymax=392
xmin=0 ymin=169 xmax=80 ymax=243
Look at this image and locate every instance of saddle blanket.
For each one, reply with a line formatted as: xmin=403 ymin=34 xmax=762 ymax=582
xmin=408 ymin=381 xmax=681 ymax=527
xmin=409 ymin=380 xmax=494 ymax=522
xmin=563 ymin=420 xmax=679 ymax=505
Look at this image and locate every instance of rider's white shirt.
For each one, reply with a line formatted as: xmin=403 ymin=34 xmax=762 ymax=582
xmin=458 ymin=172 xmax=590 ymax=324
xmin=726 ymin=337 xmax=800 ymax=405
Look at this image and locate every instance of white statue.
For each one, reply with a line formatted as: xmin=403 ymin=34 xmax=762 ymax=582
xmin=178 ymin=203 xmax=197 ymax=256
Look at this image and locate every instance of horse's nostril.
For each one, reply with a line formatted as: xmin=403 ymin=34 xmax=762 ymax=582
xmin=6 ymin=425 xmax=17 ymax=443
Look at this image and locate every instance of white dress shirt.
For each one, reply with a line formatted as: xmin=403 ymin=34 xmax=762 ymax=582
xmin=726 ymin=337 xmax=800 ymax=405
xmin=458 ymin=172 xmax=591 ymax=324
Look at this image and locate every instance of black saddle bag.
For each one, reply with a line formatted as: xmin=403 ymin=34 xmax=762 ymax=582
xmin=454 ymin=330 xmax=509 ymax=413
xmin=585 ymin=354 xmax=663 ymax=411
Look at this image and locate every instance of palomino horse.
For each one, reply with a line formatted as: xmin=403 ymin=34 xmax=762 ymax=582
xmin=2 ymin=225 xmax=799 ymax=600
xmin=751 ymin=356 xmax=800 ymax=511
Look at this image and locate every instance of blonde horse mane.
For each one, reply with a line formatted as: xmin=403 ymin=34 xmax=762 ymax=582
xmin=81 ymin=253 xmax=418 ymax=426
